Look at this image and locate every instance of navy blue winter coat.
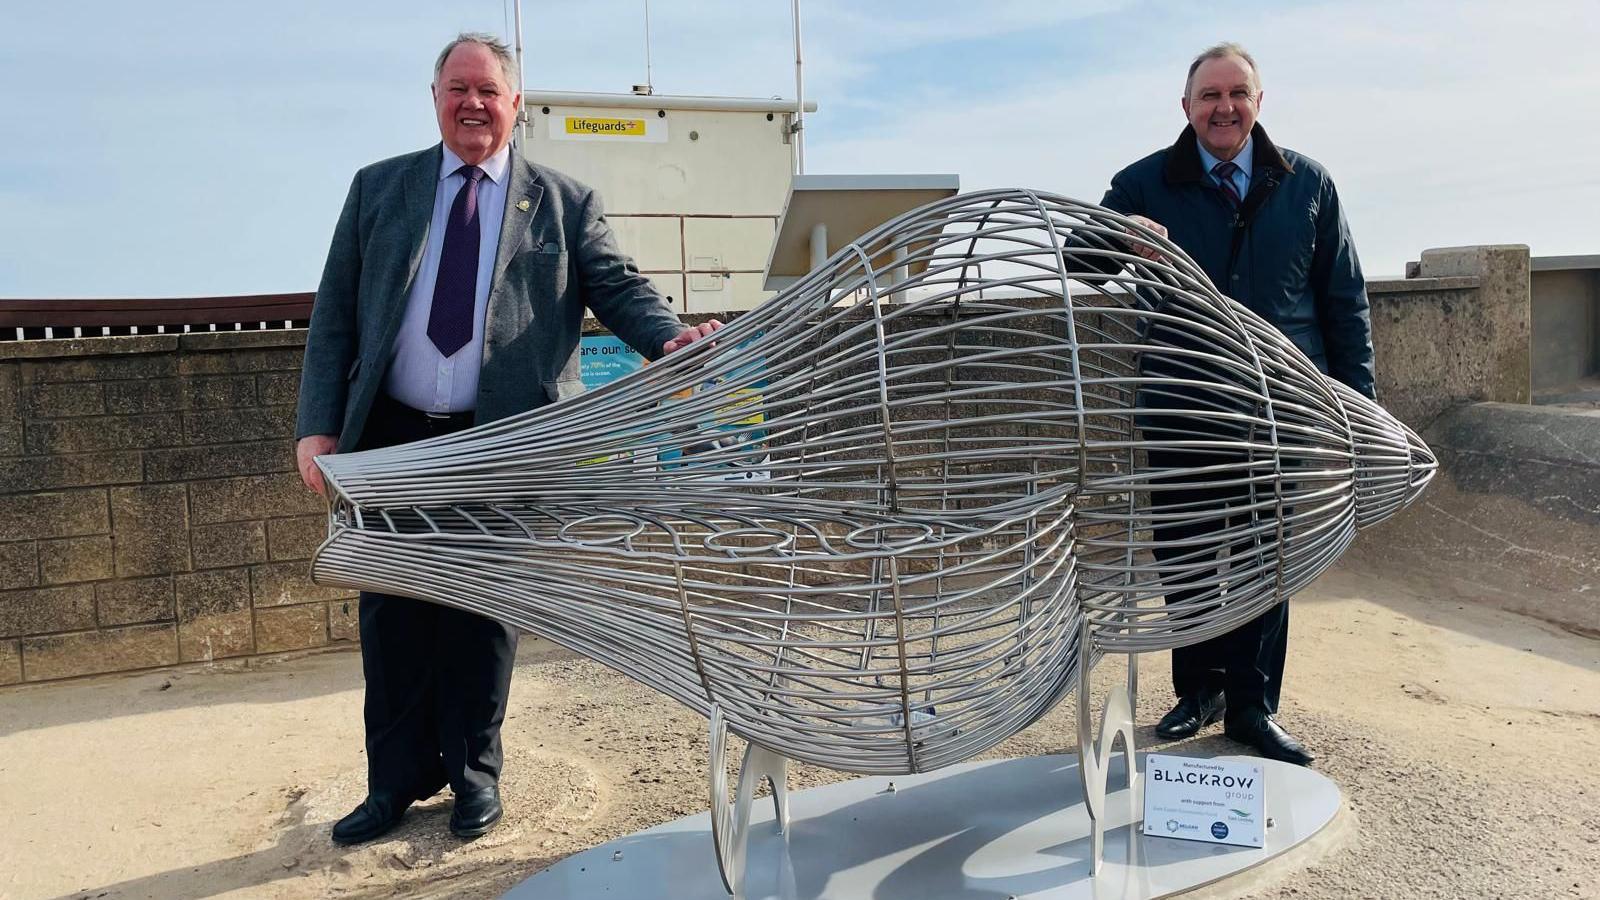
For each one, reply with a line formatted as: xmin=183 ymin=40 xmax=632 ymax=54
xmin=1102 ymin=124 xmax=1375 ymax=398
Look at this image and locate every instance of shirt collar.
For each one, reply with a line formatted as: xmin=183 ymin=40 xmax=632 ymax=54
xmin=1196 ymin=136 xmax=1253 ymax=179
xmin=439 ymin=143 xmax=512 ymax=185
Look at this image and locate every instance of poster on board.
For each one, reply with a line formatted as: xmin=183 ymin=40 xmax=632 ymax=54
xmin=577 ymin=333 xmax=771 ymax=481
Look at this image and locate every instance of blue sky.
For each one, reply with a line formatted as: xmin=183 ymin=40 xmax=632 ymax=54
xmin=2 ymin=0 xmax=1596 ymax=297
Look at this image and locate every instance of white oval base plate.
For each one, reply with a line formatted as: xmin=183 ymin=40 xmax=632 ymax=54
xmin=506 ymin=751 xmax=1340 ymax=900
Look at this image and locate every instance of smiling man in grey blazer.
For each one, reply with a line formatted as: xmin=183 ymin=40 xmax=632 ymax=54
xmin=294 ymin=32 xmax=719 ymax=845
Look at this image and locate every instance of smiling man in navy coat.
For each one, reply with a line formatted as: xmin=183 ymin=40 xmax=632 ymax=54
xmin=294 ymin=32 xmax=719 ymax=844
xmin=1100 ymin=43 xmax=1375 ymax=767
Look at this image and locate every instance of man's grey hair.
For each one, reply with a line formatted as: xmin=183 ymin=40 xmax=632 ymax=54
xmin=434 ymin=32 xmax=520 ymax=90
xmin=1185 ymin=42 xmax=1260 ymax=97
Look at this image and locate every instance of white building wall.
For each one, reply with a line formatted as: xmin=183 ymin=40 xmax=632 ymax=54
xmin=522 ymin=92 xmax=808 ymax=314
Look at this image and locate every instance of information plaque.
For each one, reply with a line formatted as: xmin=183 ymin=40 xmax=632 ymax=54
xmin=1142 ymin=754 xmax=1265 ymax=848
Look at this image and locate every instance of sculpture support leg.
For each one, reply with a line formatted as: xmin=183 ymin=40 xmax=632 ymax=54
xmin=709 ymin=704 xmax=790 ymax=896
xmin=1075 ymin=620 xmax=1140 ymax=876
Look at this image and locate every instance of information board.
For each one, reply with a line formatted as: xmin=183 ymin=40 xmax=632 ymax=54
xmin=576 ymin=333 xmax=771 ymax=481
xmin=1142 ymin=754 xmax=1265 ymax=848
xmin=579 ymin=335 xmax=646 ymax=388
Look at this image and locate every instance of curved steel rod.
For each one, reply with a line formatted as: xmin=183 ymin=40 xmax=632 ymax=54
xmin=313 ymin=188 xmax=1435 ymax=776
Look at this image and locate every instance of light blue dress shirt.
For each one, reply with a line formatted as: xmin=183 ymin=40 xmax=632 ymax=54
xmin=1196 ymin=136 xmax=1253 ymax=202
xmin=383 ymin=144 xmax=513 ymax=413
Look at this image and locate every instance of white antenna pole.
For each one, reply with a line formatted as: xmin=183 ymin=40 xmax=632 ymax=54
xmin=513 ymin=0 xmax=527 ymax=147
xmin=644 ymin=0 xmax=654 ymax=93
xmin=791 ymin=0 xmax=805 ymax=174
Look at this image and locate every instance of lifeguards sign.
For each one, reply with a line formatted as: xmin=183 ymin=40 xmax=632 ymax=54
xmin=550 ymin=112 xmax=668 ymax=143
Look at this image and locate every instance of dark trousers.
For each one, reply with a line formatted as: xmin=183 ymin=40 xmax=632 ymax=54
xmin=1147 ymin=448 xmax=1288 ymax=720
xmin=355 ymin=395 xmax=519 ymax=801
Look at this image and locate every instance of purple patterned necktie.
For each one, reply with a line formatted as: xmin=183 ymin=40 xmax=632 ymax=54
xmin=1211 ymin=160 xmax=1242 ymax=208
xmin=426 ymin=165 xmax=487 ymax=357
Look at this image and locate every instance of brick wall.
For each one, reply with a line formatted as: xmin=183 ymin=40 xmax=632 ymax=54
xmin=0 ymin=330 xmax=354 ymax=685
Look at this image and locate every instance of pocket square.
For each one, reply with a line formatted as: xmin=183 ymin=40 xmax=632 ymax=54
xmin=539 ymin=241 xmax=562 ymax=255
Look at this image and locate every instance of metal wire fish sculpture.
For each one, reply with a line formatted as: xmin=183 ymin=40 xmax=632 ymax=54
xmin=312 ymin=189 xmax=1434 ymax=889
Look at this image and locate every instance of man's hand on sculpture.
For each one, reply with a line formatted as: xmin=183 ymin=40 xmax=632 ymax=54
xmin=297 ymin=434 xmax=338 ymax=496
xmin=1126 ymin=215 xmax=1169 ymax=262
xmin=662 ymin=319 xmax=724 ymax=356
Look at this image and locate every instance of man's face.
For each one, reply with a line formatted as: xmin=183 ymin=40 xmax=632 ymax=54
xmin=432 ymin=43 xmax=521 ymax=165
xmin=1181 ymin=55 xmax=1261 ymax=161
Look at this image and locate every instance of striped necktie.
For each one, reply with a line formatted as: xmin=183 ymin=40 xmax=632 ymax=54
xmin=1211 ymin=160 xmax=1242 ymax=208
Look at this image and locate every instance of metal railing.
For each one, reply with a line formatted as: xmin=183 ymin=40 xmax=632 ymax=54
xmin=0 ymin=293 xmax=315 ymax=341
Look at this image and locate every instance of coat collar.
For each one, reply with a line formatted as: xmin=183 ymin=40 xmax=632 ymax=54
xmin=395 ymin=145 xmax=437 ymax=250
xmin=372 ymin=146 xmax=447 ymax=365
xmin=1163 ymin=123 xmax=1293 ymax=185
xmin=489 ymin=144 xmax=545 ymax=291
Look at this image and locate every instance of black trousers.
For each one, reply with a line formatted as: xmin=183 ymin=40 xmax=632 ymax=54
xmin=1147 ymin=447 xmax=1288 ymax=720
xmin=355 ymin=395 xmax=519 ymax=801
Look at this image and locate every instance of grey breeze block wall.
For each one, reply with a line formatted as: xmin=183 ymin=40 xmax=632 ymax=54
xmin=0 ymin=248 xmax=1530 ymax=685
xmin=0 ymin=331 xmax=348 ymax=685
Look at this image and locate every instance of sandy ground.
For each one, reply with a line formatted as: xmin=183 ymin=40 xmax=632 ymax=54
xmin=2 ymin=555 xmax=1598 ymax=900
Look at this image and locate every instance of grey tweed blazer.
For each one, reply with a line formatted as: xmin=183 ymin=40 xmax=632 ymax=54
xmin=295 ymin=144 xmax=683 ymax=451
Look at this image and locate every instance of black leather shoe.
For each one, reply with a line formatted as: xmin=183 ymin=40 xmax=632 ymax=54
xmin=1155 ymin=692 xmax=1225 ymax=740
xmin=1225 ymin=712 xmax=1314 ymax=766
xmin=331 ymin=794 xmax=409 ymax=845
xmin=450 ymin=786 xmax=503 ymax=839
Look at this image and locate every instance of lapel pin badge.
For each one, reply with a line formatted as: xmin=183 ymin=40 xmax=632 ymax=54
xmin=516 ymin=199 xmax=531 ymax=211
